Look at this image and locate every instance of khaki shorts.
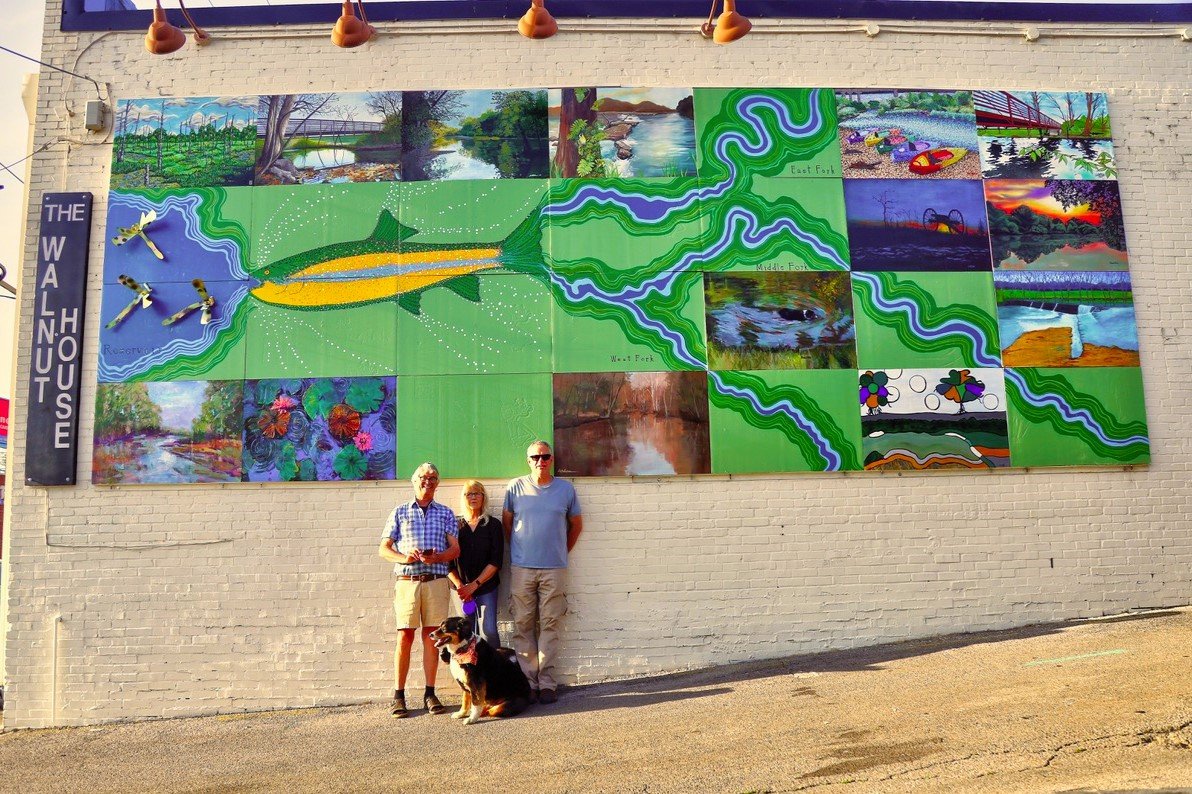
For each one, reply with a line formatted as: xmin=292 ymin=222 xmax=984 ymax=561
xmin=393 ymin=577 xmax=450 ymax=629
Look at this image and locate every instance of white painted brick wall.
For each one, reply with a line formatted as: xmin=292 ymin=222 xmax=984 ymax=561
xmin=2 ymin=1 xmax=1189 ymax=727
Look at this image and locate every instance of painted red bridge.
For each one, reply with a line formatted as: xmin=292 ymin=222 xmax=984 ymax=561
xmin=973 ymin=90 xmax=1062 ymax=133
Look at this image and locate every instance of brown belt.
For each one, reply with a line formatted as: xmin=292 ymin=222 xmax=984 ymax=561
xmin=397 ymin=574 xmax=446 ymax=582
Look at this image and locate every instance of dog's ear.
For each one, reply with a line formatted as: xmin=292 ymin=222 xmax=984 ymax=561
xmin=459 ymin=619 xmax=473 ymax=641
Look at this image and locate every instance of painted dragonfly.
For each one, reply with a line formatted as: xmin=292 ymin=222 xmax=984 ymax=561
xmin=105 ymin=274 xmax=153 ymax=329
xmin=162 ymin=279 xmax=216 ymax=327
xmin=111 ymin=209 xmax=165 ymax=260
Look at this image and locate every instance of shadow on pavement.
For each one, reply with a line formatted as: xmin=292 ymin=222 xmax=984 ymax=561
xmin=545 ymin=608 xmax=1184 ymax=707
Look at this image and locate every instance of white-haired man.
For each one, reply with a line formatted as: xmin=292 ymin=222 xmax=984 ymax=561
xmin=379 ymin=462 xmax=460 ymax=718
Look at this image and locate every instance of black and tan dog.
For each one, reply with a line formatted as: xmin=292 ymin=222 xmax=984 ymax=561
xmin=430 ymin=616 xmax=531 ymax=724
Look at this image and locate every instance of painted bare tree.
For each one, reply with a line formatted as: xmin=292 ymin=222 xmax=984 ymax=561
xmin=1081 ymin=93 xmax=1106 ymax=137
xmin=874 ymin=191 xmax=894 ymax=227
xmin=256 ymin=93 xmax=337 ymax=180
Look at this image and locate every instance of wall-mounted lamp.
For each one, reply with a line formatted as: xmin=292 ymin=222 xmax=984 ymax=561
xmin=332 ymin=1 xmax=375 ymax=48
xmin=145 ymin=0 xmax=210 ymax=55
xmin=518 ymin=0 xmax=558 ymax=40
xmin=700 ymin=0 xmax=751 ymax=45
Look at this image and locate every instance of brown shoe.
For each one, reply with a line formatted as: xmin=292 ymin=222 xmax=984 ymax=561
xmin=539 ymin=688 xmax=557 ymax=704
xmin=527 ymin=689 xmax=539 ymax=704
xmin=425 ymin=693 xmax=446 ymax=715
xmin=391 ymin=694 xmax=409 ymax=718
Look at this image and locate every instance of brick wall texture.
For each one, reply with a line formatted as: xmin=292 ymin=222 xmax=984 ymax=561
xmin=2 ymin=1 xmax=1189 ymax=726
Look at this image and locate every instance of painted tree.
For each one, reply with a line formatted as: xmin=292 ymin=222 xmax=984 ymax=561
xmin=874 ymin=191 xmax=894 ymax=227
xmin=494 ymin=90 xmax=547 ymax=144
xmin=1047 ymin=179 xmax=1125 ymax=250
xmin=553 ymin=87 xmax=601 ymax=178
xmin=1081 ymin=92 xmax=1107 ymax=137
xmin=935 ymin=369 xmax=985 ymax=414
xmin=256 ymin=93 xmax=336 ymax=176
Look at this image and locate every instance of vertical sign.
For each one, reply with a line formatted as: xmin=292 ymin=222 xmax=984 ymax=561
xmin=25 ymin=192 xmax=92 ymax=486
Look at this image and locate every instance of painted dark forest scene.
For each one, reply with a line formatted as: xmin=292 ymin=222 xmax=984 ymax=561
xmin=553 ymin=371 xmax=710 ymax=476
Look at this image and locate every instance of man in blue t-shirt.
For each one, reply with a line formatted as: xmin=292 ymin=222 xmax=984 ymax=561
xmin=502 ymin=440 xmax=583 ymax=705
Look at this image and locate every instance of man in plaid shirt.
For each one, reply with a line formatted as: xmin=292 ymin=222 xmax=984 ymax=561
xmin=379 ymin=462 xmax=460 ymax=718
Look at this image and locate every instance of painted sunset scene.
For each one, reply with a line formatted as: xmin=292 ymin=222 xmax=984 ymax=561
xmin=255 ymin=92 xmax=402 ymax=185
xmin=995 ymin=270 xmax=1138 ymax=367
xmin=111 ymin=96 xmax=257 ymax=189
xmin=835 ymin=89 xmax=980 ymax=179
xmin=553 ymin=371 xmax=710 ymax=476
xmin=549 ymin=87 xmax=697 ymax=178
xmin=703 ymin=271 xmax=856 ymax=370
xmin=400 ymin=89 xmax=549 ymax=181
xmin=93 ymin=381 xmax=243 ymax=484
xmin=859 ymin=368 xmax=1009 ymax=470
xmin=845 ymin=179 xmax=992 ymax=271
xmin=986 ymin=179 xmax=1128 ymax=270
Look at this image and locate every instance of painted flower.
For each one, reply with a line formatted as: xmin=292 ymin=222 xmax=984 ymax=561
xmin=271 ymin=394 xmax=299 ymax=412
xmin=257 ymin=408 xmax=291 ymax=439
xmin=327 ymin=403 xmax=362 ymax=441
xmin=353 ymin=431 xmax=373 ymax=452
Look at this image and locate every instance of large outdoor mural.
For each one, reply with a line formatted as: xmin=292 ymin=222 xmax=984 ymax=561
xmin=96 ymin=87 xmax=1148 ymax=483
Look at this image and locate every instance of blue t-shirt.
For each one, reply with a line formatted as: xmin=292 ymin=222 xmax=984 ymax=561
xmin=503 ymin=475 xmax=581 ymax=569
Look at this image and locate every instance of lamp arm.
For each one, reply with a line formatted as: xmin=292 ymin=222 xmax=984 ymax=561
xmin=177 ymin=0 xmax=211 ymax=45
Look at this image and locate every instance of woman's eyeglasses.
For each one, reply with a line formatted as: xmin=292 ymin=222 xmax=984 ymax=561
xmin=465 ymin=492 xmax=484 ymax=497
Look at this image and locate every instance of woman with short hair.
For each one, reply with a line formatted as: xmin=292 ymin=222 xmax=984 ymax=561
xmin=448 ymin=480 xmax=505 ymax=648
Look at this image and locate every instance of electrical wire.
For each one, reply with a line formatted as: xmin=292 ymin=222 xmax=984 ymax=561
xmin=0 ymin=43 xmax=104 ymax=100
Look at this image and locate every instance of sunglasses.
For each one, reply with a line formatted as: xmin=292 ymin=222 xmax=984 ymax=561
xmin=529 ymin=453 xmax=552 ymax=461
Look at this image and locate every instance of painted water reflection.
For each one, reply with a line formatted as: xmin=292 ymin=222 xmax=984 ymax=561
xmin=553 ymin=371 xmax=710 ymax=476
xmin=979 ymin=137 xmax=1116 ymax=180
xmin=555 ymin=415 xmax=710 ymax=476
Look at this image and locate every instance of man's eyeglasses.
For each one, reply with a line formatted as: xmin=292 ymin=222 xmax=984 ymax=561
xmin=529 ymin=453 xmax=552 ymax=461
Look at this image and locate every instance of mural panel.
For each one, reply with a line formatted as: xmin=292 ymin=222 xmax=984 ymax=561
xmin=94 ymin=86 xmax=1147 ymax=483
xmin=1005 ymin=366 xmax=1149 ymax=467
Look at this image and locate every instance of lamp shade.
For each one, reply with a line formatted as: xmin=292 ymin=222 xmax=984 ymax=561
xmin=332 ymin=0 xmax=374 ymax=48
xmin=518 ymin=0 xmax=558 ymax=40
xmin=145 ymin=1 xmax=187 ymax=55
xmin=712 ymin=0 xmax=751 ymax=44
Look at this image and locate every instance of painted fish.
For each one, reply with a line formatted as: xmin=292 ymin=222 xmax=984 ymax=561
xmin=250 ymin=207 xmax=544 ymax=313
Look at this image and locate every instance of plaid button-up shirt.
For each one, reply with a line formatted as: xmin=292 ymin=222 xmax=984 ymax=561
xmin=384 ymin=500 xmax=458 ymax=577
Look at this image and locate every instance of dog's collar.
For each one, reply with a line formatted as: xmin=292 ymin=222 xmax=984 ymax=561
xmin=454 ymin=637 xmax=479 ymax=665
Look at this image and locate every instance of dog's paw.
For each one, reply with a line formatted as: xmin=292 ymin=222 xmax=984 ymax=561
xmin=451 ymin=711 xmax=466 ymax=719
xmin=462 ymin=716 xmax=478 ymax=725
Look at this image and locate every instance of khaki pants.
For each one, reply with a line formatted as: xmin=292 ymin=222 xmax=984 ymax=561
xmin=510 ymin=565 xmax=567 ymax=691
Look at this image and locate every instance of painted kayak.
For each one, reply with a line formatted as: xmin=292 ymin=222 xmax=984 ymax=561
xmin=891 ymin=140 xmax=935 ymax=163
xmin=875 ymin=133 xmax=908 ymax=154
xmin=864 ymin=129 xmax=891 ymax=146
xmin=845 ymin=129 xmax=865 ymax=145
xmin=908 ymin=147 xmax=968 ymax=175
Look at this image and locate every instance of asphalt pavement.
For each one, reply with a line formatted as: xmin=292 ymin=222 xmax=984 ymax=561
xmin=2 ymin=607 xmax=1190 ymax=792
